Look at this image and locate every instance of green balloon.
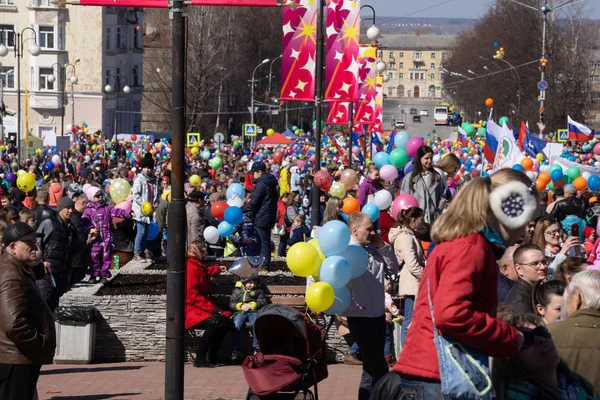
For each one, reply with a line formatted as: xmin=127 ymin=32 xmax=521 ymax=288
xmin=499 ymin=116 xmax=510 ymax=127
xmin=389 ymin=148 xmax=409 ymax=169
xmin=201 ymin=150 xmax=211 ymax=160
xmin=565 ymin=166 xmax=581 ymax=182
xmin=477 ymin=127 xmax=486 ymax=138
xmin=461 ymin=123 xmax=476 ymax=137
xmin=209 ymin=156 xmax=223 ymax=170
xmin=548 ymin=182 xmax=555 ymax=191
xmin=548 ymin=164 xmax=563 ymax=175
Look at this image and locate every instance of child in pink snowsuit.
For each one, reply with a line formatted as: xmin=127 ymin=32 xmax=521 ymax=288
xmin=82 ymin=185 xmax=133 ymax=282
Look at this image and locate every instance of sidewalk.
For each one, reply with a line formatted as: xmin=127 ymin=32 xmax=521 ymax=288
xmin=37 ymin=362 xmax=363 ymax=400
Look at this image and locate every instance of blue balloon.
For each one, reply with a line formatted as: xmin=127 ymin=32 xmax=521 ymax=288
xmin=325 ymin=286 xmax=352 ymax=315
xmin=226 ymin=183 xmax=245 ymax=200
xmin=319 ymin=256 xmax=352 ymax=289
xmin=224 ymin=206 xmax=243 ymax=225
xmin=340 ymin=245 xmax=369 ymax=278
xmin=45 ymin=161 xmax=55 ymax=171
xmin=373 ymin=152 xmax=390 ymax=168
xmin=589 ymin=175 xmax=600 ymax=191
xmin=147 ymin=222 xmax=159 ymax=240
xmin=319 ymin=220 xmax=351 ymax=256
xmin=362 ymin=203 xmax=380 ymax=222
xmin=512 ymin=164 xmax=525 ymax=172
xmin=394 ymin=131 xmax=410 ymax=149
xmin=218 ymin=221 xmax=234 ymax=237
xmin=550 ymin=169 xmax=563 ymax=182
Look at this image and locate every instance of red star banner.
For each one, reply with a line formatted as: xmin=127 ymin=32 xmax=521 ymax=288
xmin=327 ymin=102 xmax=350 ymax=124
xmin=76 ymin=0 xmax=276 ymax=6
xmin=353 ymin=46 xmax=377 ymax=124
xmin=369 ymin=76 xmax=383 ymax=132
xmin=281 ymin=0 xmax=317 ymax=101
xmin=324 ymin=0 xmax=360 ymax=102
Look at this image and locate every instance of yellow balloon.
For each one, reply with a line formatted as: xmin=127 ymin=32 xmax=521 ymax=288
xmin=308 ymin=239 xmax=326 ymax=262
xmin=161 ymin=190 xmax=171 ymax=201
xmin=110 ymin=178 xmax=131 ymax=204
xmin=287 ymin=242 xmax=321 ymax=277
xmin=536 ymin=153 xmax=544 ymax=163
xmin=329 ymin=182 xmax=347 ymax=199
xmin=16 ymin=173 xmax=35 ymax=193
xmin=191 ymin=147 xmax=199 ymax=156
xmin=142 ymin=201 xmax=153 ymax=216
xmin=17 ymin=169 xmax=26 ymax=176
xmin=305 ymin=282 xmax=335 ymax=312
xmin=189 ymin=174 xmax=201 ymax=187
xmin=267 ymin=128 xmax=275 ymax=137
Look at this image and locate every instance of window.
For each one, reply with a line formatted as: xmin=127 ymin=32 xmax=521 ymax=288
xmin=116 ymin=67 xmax=122 ymax=88
xmin=409 ymin=73 xmax=413 ymax=81
xmin=429 ymin=73 xmax=435 ymax=80
xmin=431 ymin=63 xmax=435 ymax=69
xmin=420 ymin=73 xmax=424 ymax=80
xmin=0 ymin=24 xmax=14 ymax=47
xmin=132 ymin=26 xmax=140 ymax=49
xmin=388 ymin=87 xmax=394 ymax=96
xmin=132 ymin=65 xmax=139 ymax=87
xmin=389 ymin=62 xmax=395 ymax=70
xmin=106 ymin=27 xmax=113 ymax=51
xmin=399 ymin=52 xmax=404 ymax=58
xmin=399 ymin=73 xmax=403 ymax=80
xmin=399 ymin=62 xmax=404 ymax=69
xmin=38 ymin=126 xmax=55 ymax=137
xmin=105 ymin=69 xmax=111 ymax=85
xmin=414 ymin=52 xmax=422 ymax=60
xmin=442 ymin=53 xmax=447 ymax=62
xmin=39 ymin=68 xmax=54 ymax=90
xmin=593 ymin=75 xmax=600 ymax=84
xmin=0 ymin=66 xmax=14 ymax=88
xmin=58 ymin=26 xmax=64 ymax=50
xmin=116 ymin=27 xmax=126 ymax=50
xmin=39 ymin=26 xmax=55 ymax=49
xmin=37 ymin=0 xmax=50 ymax=6
xmin=387 ymin=72 xmax=393 ymax=80
xmin=431 ymin=53 xmax=436 ymax=59
xmin=389 ymin=51 xmax=394 ymax=58
xmin=0 ymin=0 xmax=14 ymax=5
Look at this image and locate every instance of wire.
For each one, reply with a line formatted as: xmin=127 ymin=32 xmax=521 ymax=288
xmin=115 ymin=104 xmax=317 ymax=116
xmin=443 ymin=59 xmax=540 ymax=87
xmin=376 ymin=0 xmax=458 ymax=27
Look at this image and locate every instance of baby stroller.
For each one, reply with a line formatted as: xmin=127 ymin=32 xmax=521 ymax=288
xmin=242 ymin=304 xmax=334 ymax=400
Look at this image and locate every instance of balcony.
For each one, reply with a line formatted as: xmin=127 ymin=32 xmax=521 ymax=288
xmin=29 ymin=91 xmax=62 ymax=110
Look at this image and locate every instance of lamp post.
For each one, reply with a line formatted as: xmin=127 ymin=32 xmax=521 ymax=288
xmin=104 ymin=75 xmax=131 ymax=139
xmin=48 ymin=60 xmax=79 ymax=136
xmin=249 ymin=58 xmax=269 ymax=146
xmin=267 ymin=55 xmax=282 ymax=129
xmin=0 ymin=27 xmax=41 ymax=165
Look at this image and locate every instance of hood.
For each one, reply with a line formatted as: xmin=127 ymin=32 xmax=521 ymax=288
xmin=87 ymin=201 xmax=105 ymax=210
xmin=49 ymin=182 xmax=63 ymax=193
xmin=388 ymin=226 xmax=412 ymax=243
xmin=256 ymin=173 xmax=278 ymax=187
xmin=137 ymin=173 xmax=156 ymax=183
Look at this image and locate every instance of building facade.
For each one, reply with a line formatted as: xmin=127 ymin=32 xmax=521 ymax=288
xmin=377 ymin=34 xmax=456 ymax=99
xmin=0 ymin=0 xmax=143 ymax=142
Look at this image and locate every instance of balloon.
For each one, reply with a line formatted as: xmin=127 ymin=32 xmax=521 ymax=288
xmin=226 ymin=183 xmax=245 ymax=200
xmin=362 ymin=203 xmax=380 ymax=222
xmin=224 ymin=206 xmax=243 ymax=225
xmin=314 ymin=170 xmax=332 ymax=192
xmin=550 ymin=169 xmax=563 ymax=182
xmin=548 ymin=164 xmax=563 ymax=175
xmin=352 ymin=146 xmax=360 ymax=155
xmin=589 ymin=175 xmax=600 ymax=191
xmin=227 ymin=197 xmax=244 ymax=208
xmin=209 ymin=156 xmax=223 ymax=170
xmin=5 ymin=172 xmax=14 ymax=183
xmin=565 ymin=166 xmax=581 ymax=182
xmin=573 ymin=177 xmax=587 ymax=191
xmin=267 ymin=128 xmax=275 ymax=137
xmin=211 ymin=201 xmax=229 ymax=219
xmin=340 ymin=169 xmax=359 ymax=190
xmin=499 ymin=116 xmax=510 ymax=127
xmin=379 ymin=164 xmax=399 ymax=181
xmin=372 ymin=190 xmax=393 ymax=210
xmin=17 ymin=169 xmax=26 ymax=177
xmin=391 ymin=194 xmax=419 ymax=220
xmin=538 ymin=172 xmax=551 ymax=184
xmin=461 ymin=123 xmax=476 ymax=137
xmin=218 ymin=221 xmax=235 ymax=237
xmin=520 ymin=158 xmax=533 ymax=171
xmin=16 ymin=173 xmax=35 ymax=193
xmin=52 ymin=154 xmax=61 ymax=164
xmin=485 ymin=98 xmax=494 ymax=107
xmin=405 ymin=137 xmax=424 ymax=159
xmin=329 ymin=182 xmax=347 ymax=199
xmin=394 ymin=131 xmax=410 ymax=149
xmin=305 ymin=282 xmax=335 ymax=313
xmin=142 ymin=202 xmax=154 ymax=216
xmin=203 ymin=226 xmax=219 ymax=244
xmin=201 ymin=150 xmax=211 ymax=160
xmin=308 ymin=239 xmax=326 ymax=263
xmin=340 ymin=245 xmax=369 ymax=278
xmin=319 ymin=220 xmax=351 ymax=256
xmin=594 ymin=143 xmax=600 ymax=156
xmin=190 ymin=147 xmax=199 ymax=156
xmin=161 ymin=191 xmax=171 ymax=202
xmin=147 ymin=222 xmax=159 ymax=240
xmin=325 ymin=286 xmax=352 ymax=315
xmin=373 ymin=151 xmax=390 ymax=168
xmin=189 ymin=174 xmax=201 ymax=187
xmin=45 ymin=161 xmax=55 ymax=171
xmin=130 ymin=134 xmax=137 ymax=141
xmin=273 ymin=151 xmax=284 ymax=164
xmin=287 ymin=242 xmax=321 ymax=277
xmin=389 ymin=148 xmax=410 ymax=169
xmin=319 ymin=256 xmax=352 ymax=289
xmin=110 ymin=178 xmax=131 ymax=204
xmin=536 ymin=180 xmax=546 ymax=192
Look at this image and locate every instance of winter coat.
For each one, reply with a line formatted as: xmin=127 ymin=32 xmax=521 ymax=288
xmin=502 ymin=277 xmax=535 ymax=314
xmin=389 ymin=226 xmax=425 ymax=297
xmin=155 ymin=198 xmax=169 ymax=233
xmin=287 ymin=224 xmax=311 ymax=246
xmin=32 ymin=204 xmax=57 ymax=229
xmin=48 ymin=182 xmax=64 ymax=208
xmin=549 ymin=196 xmax=586 ymax=222
xmin=0 ymin=252 xmax=55 ymax=365
xmin=394 ymin=233 xmax=521 ymax=380
xmin=229 ymin=281 xmax=268 ymax=313
xmin=549 ymin=308 xmax=600 ymax=392
xmin=70 ymin=209 xmax=91 ymax=270
xmin=185 ymin=257 xmax=222 ymax=330
xmin=82 ymin=201 xmax=131 ymax=246
xmin=497 ymin=271 xmax=516 ymax=303
xmin=279 ymin=168 xmax=290 ymax=197
xmin=36 ymin=215 xmax=77 ymax=277
xmin=229 ymin=213 xmax=259 ymax=256
xmin=243 ymin=173 xmax=278 ymax=229
xmin=401 ymin=169 xmax=448 ymax=225
xmin=131 ymin=173 xmax=159 ymax=224
xmin=186 ymin=202 xmax=203 ymax=247
xmin=276 ymin=200 xmax=287 ymax=228
xmin=358 ymin=178 xmax=379 ymax=207
xmin=379 ymin=210 xmax=395 ymax=244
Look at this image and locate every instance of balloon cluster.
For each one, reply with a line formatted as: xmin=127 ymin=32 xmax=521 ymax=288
xmin=203 ymin=183 xmax=246 ymax=244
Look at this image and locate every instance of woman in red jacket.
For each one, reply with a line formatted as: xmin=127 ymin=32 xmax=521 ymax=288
xmin=185 ymin=240 xmax=231 ymax=368
xmin=371 ymin=169 xmax=536 ymax=399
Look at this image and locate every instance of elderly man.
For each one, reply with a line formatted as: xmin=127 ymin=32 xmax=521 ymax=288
xmin=498 ymin=245 xmax=519 ymax=303
xmin=503 ymin=244 xmax=548 ymax=313
xmin=342 ymin=212 xmax=399 ymax=400
xmin=549 ymin=184 xmax=586 ymax=222
xmin=549 ymin=270 xmax=600 ymax=391
xmin=0 ymin=222 xmax=56 ymax=399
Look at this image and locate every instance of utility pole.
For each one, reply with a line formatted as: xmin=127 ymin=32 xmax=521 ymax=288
xmin=347 ymin=105 xmax=353 ymax=166
xmin=311 ymin=0 xmax=325 ymax=226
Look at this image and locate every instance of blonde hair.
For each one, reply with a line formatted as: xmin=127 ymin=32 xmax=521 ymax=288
xmin=431 ymin=169 xmax=538 ymax=243
xmin=323 ymin=197 xmax=343 ymax=223
xmin=434 ymin=153 xmax=461 ymax=175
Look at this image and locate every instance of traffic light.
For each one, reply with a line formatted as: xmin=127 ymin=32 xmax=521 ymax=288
xmin=540 ymin=58 xmax=548 ymax=68
xmin=540 ymin=108 xmax=545 ymax=122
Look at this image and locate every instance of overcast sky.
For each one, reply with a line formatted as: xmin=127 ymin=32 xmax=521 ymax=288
xmin=368 ymin=0 xmax=600 ymax=20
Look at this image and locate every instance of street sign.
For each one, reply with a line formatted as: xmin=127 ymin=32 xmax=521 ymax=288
xmin=56 ymin=136 xmax=71 ymax=152
xmin=213 ymin=132 xmax=224 ymax=149
xmin=257 ymin=128 xmax=263 ymax=134
xmin=537 ymin=80 xmax=548 ymax=91
xmin=537 ymin=122 xmax=546 ymax=134
xmin=186 ymin=132 xmax=200 ymax=147
xmin=400 ymin=109 xmax=405 ymax=115
xmin=557 ymin=129 xmax=568 ymax=143
xmin=244 ymin=124 xmax=257 ymax=137
xmin=247 ymin=106 xmax=258 ymax=114
xmin=539 ymin=91 xmax=546 ymax=101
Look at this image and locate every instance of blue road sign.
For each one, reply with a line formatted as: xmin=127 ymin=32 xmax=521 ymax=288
xmin=244 ymin=124 xmax=257 ymax=137
xmin=537 ymin=80 xmax=548 ymax=91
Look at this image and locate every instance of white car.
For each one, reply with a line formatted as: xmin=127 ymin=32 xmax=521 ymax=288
xmin=419 ymin=109 xmax=429 ymax=116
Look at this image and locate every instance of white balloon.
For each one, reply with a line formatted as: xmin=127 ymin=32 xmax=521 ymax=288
xmin=432 ymin=154 xmax=441 ymax=164
xmin=227 ymin=197 xmax=244 ymax=208
xmin=372 ymin=190 xmax=393 ymax=211
xmin=526 ymin=171 xmax=537 ymax=181
xmin=52 ymin=154 xmax=61 ymax=164
xmin=539 ymin=165 xmax=549 ymax=173
xmin=203 ymin=226 xmax=219 ymax=244
xmin=582 ymin=171 xmax=591 ymax=180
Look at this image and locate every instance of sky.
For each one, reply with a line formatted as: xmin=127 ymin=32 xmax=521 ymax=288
xmin=368 ymin=0 xmax=600 ymax=20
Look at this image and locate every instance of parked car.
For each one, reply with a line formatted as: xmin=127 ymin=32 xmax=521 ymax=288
xmin=410 ymin=108 xmax=418 ymax=115
xmin=395 ymin=121 xmax=406 ymax=129
xmin=412 ymin=115 xmax=422 ymax=123
xmin=419 ymin=109 xmax=429 ymax=116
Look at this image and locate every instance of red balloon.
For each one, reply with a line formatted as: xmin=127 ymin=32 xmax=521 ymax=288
xmin=211 ymin=201 xmax=229 ymax=219
xmin=273 ymin=151 xmax=284 ymax=164
xmin=131 ymin=134 xmax=138 ymax=141
xmin=314 ymin=170 xmax=332 ymax=192
xmin=128 ymin=171 xmax=134 ymax=179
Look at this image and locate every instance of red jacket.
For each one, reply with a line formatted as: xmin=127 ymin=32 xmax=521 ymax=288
xmin=185 ymin=258 xmax=222 ymax=330
xmin=394 ymin=233 xmax=521 ymax=380
xmin=245 ymin=174 xmax=254 ymax=191
xmin=379 ymin=210 xmax=395 ymax=244
xmin=277 ymin=200 xmax=287 ymax=228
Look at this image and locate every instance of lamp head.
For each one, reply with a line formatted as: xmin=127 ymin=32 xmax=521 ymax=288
xmin=376 ymin=60 xmax=387 ymax=73
xmin=261 ymin=58 xmax=270 ymax=65
xmin=47 ymin=74 xmax=56 ymax=83
xmin=104 ymin=84 xmax=113 ymax=93
xmin=0 ymin=44 xmax=8 ymax=57
xmin=366 ymin=25 xmax=381 ymax=43
xmin=29 ymin=44 xmax=41 ymax=57
xmin=123 ymin=85 xmax=131 ymax=94
xmin=70 ymin=75 xmax=78 ymax=84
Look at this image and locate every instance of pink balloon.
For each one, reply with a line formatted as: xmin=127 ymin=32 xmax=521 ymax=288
xmin=297 ymin=160 xmax=306 ymax=169
xmin=594 ymin=143 xmax=600 ymax=156
xmin=379 ymin=164 xmax=399 ymax=181
xmin=406 ymin=137 xmax=424 ymax=158
xmin=352 ymin=146 xmax=360 ymax=155
xmin=391 ymin=194 xmax=419 ymax=220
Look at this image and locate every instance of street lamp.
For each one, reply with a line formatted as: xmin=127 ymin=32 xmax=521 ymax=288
xmin=48 ymin=60 xmax=79 ymax=136
xmin=267 ymin=55 xmax=282 ymax=128
xmin=105 ymin=75 xmax=130 ymax=139
xmin=249 ymin=58 xmax=270 ymax=146
xmin=0 ymin=27 xmax=41 ymax=164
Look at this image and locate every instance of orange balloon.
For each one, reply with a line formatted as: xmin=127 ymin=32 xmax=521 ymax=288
xmin=573 ymin=177 xmax=587 ymax=191
xmin=538 ymin=172 xmax=551 ymax=184
xmin=485 ymin=98 xmax=494 ymax=107
xmin=342 ymin=197 xmax=360 ymax=215
xmin=520 ymin=157 xmax=534 ymax=171
xmin=536 ymin=179 xmax=547 ymax=192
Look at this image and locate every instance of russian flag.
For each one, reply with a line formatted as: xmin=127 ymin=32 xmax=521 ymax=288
xmin=387 ymin=130 xmax=396 ymax=154
xmin=484 ymin=119 xmax=501 ymax=163
xmin=518 ymin=122 xmax=527 ymax=151
xmin=568 ymin=116 xmax=595 ymax=142
xmin=457 ymin=127 xmax=468 ymax=146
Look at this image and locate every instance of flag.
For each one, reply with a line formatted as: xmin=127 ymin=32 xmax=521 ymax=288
xmin=333 ymin=136 xmax=349 ymax=165
xmin=327 ymin=102 xmax=350 ymax=124
xmin=484 ymin=119 xmax=501 ymax=163
xmin=369 ymin=76 xmax=383 ymax=132
xmin=353 ymin=45 xmax=377 ymax=124
xmin=325 ymin=0 xmax=360 ymax=102
xmin=457 ymin=126 xmax=468 ymax=146
xmin=281 ymin=0 xmax=317 ymax=101
xmin=522 ymin=123 xmax=547 ymax=158
xmin=518 ymin=121 xmax=527 ymax=151
xmin=387 ymin=130 xmax=396 ymax=154
xmin=351 ymin=131 xmax=364 ymax=163
xmin=493 ymin=122 xmax=523 ymax=171
xmin=74 ymin=0 xmax=277 ymax=7
xmin=568 ymin=116 xmax=595 ymax=142
xmin=371 ymin=132 xmax=382 ymax=152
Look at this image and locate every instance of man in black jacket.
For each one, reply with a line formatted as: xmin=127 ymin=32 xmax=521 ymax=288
xmin=32 ymin=190 xmax=57 ymax=229
xmin=549 ymin=184 xmax=586 ymax=222
xmin=243 ymin=162 xmax=278 ymax=269
xmin=69 ymin=192 xmax=92 ymax=287
xmin=503 ymin=244 xmax=548 ymax=313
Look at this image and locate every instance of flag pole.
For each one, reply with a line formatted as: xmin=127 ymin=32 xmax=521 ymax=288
xmin=311 ymin=0 xmax=324 ymax=226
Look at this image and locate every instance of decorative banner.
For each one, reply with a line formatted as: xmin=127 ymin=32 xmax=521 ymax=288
xmin=327 ymin=102 xmax=350 ymax=124
xmin=73 ymin=0 xmax=277 ymax=6
xmin=353 ymin=45 xmax=377 ymax=124
xmin=281 ymin=0 xmax=317 ymax=101
xmin=324 ymin=0 xmax=360 ymax=102
xmin=369 ymin=76 xmax=383 ymax=132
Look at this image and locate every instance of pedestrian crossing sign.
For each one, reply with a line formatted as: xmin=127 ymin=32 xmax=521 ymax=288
xmin=557 ymin=129 xmax=568 ymax=143
xmin=187 ymin=132 xmax=200 ymax=147
xmin=244 ymin=124 xmax=257 ymax=137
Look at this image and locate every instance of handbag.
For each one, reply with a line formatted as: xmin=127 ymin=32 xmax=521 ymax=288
xmin=427 ymin=279 xmax=494 ymax=400
xmin=272 ymin=224 xmax=285 ymax=236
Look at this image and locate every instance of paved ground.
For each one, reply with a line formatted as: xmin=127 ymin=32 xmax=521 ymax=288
xmin=37 ymin=362 xmax=363 ymax=400
xmin=382 ymin=98 xmax=456 ymax=139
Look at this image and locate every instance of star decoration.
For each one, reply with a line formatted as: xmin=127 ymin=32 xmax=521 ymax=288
xmin=344 ymin=56 xmax=361 ymax=79
xmin=326 ymin=23 xmax=338 ymax=39
xmin=295 ymin=80 xmax=308 ymax=91
xmin=300 ymin=54 xmax=316 ymax=78
xmin=283 ymin=21 xmax=295 ymax=36
xmin=338 ymin=18 xmax=359 ymax=46
xmin=339 ymin=82 xmax=351 ymax=93
xmin=295 ymin=15 xmax=316 ymax=44
xmin=290 ymin=48 xmax=301 ymax=60
xmin=334 ymin=51 xmax=344 ymax=61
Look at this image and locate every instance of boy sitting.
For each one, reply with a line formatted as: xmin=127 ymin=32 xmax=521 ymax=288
xmin=229 ymin=276 xmax=267 ymax=360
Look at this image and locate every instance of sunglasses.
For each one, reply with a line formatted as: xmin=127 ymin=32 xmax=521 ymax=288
xmin=519 ymin=326 xmax=551 ymax=350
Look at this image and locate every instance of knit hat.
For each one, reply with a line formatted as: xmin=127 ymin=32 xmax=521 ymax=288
xmin=584 ymin=226 xmax=594 ymax=239
xmin=57 ymin=197 xmax=74 ymax=212
xmin=141 ymin=153 xmax=155 ymax=169
xmin=85 ymin=185 xmax=101 ymax=201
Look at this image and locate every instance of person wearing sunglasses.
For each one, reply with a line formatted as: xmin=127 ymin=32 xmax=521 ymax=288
xmin=504 ymin=244 xmax=549 ymax=314
xmin=492 ymin=307 xmax=596 ymax=400
xmin=533 ymin=218 xmax=580 ymax=274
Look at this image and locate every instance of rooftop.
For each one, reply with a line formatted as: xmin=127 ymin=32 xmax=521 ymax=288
xmin=373 ymin=34 xmax=457 ymax=50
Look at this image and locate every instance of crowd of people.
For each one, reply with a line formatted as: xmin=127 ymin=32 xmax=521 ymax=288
xmin=0 ymin=129 xmax=600 ymax=400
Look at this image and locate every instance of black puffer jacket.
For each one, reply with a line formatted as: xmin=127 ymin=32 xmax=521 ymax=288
xmin=549 ymin=196 xmax=586 ymax=222
xmin=36 ymin=215 xmax=77 ymax=276
xmin=243 ymin=173 xmax=278 ymax=229
xmin=32 ymin=204 xmax=57 ymax=229
xmin=70 ymin=210 xmax=90 ymax=270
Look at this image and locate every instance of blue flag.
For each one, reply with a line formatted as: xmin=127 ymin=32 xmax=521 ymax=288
xmin=523 ymin=124 xmax=547 ymax=158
